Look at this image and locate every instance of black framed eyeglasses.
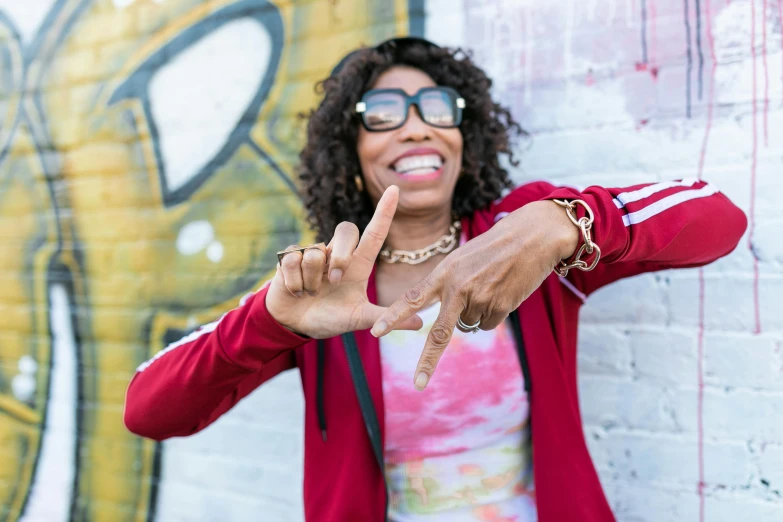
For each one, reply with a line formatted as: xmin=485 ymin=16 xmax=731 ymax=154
xmin=355 ymin=86 xmax=466 ymax=132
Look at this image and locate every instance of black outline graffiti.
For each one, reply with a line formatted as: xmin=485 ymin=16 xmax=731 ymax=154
xmin=108 ymin=0 xmax=287 ymax=206
xmin=695 ymin=0 xmax=704 ymax=100
xmin=684 ymin=0 xmax=693 ymax=118
xmin=0 ymin=11 xmax=24 ymax=165
xmin=640 ymin=0 xmax=649 ymax=65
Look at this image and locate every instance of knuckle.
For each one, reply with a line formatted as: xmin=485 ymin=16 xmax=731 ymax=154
xmin=282 ymin=253 xmax=302 ymax=270
xmin=330 ymin=254 xmax=351 ymax=267
xmin=417 ymin=354 xmax=438 ymax=372
xmin=336 ymin=221 xmax=359 ymax=236
xmin=364 ymin=229 xmax=386 ymax=243
xmin=303 ymin=248 xmax=325 ymax=262
xmin=403 ymin=287 xmax=426 ymax=308
xmin=479 ymin=319 xmax=498 ymax=331
xmin=455 ymin=283 xmax=471 ymax=298
xmin=429 ymin=325 xmax=452 ymax=346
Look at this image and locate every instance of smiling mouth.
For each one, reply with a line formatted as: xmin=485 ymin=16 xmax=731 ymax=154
xmin=391 ymin=154 xmax=444 ymax=176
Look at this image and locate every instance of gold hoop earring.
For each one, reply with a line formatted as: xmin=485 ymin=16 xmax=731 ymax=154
xmin=355 ymin=175 xmax=364 ymax=192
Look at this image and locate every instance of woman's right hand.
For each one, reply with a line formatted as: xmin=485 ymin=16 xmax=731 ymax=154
xmin=266 ymin=186 xmax=423 ymax=339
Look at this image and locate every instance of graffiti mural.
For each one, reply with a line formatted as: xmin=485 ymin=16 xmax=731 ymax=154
xmin=0 ymin=0 xmax=421 ymax=520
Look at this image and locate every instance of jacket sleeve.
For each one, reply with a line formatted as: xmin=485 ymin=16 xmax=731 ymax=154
xmin=540 ymin=178 xmax=748 ymax=295
xmin=492 ymin=178 xmax=747 ymax=297
xmin=123 ymin=282 xmax=309 ymax=441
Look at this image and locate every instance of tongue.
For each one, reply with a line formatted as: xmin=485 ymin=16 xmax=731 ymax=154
xmin=401 ymin=167 xmax=437 ymax=176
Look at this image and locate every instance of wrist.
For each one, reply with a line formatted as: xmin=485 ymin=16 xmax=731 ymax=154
xmin=549 ymin=200 xmax=581 ymax=260
xmin=261 ymin=284 xmax=311 ymax=339
xmin=503 ymin=200 xmax=580 ymax=264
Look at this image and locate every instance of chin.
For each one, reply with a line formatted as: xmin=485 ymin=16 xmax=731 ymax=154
xmin=395 ymin=189 xmax=453 ymax=216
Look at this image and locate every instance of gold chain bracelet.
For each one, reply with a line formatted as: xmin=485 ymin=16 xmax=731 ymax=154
xmin=551 ymin=199 xmax=602 ymax=277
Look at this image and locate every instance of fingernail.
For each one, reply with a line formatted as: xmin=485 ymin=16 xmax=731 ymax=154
xmin=294 ymin=291 xmax=303 ymax=298
xmin=371 ymin=320 xmax=387 ymax=337
xmin=415 ymin=372 xmax=429 ymax=391
xmin=329 ymin=269 xmax=342 ymax=284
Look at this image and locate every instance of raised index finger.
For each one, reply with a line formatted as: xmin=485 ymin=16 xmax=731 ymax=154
xmin=354 ymin=185 xmax=399 ymax=263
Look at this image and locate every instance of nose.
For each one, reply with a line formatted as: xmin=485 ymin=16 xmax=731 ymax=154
xmin=397 ymin=104 xmax=431 ymax=142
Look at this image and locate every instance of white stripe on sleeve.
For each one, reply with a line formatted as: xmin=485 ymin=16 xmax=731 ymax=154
xmin=613 ymin=178 xmax=699 ymax=208
xmin=558 ymin=276 xmax=587 ymax=302
xmin=621 ymin=183 xmax=719 ymax=226
xmin=136 ymin=316 xmax=223 ymax=373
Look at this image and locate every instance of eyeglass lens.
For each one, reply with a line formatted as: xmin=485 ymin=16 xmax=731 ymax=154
xmin=363 ymin=92 xmax=406 ymax=130
xmin=419 ymin=90 xmax=457 ymax=127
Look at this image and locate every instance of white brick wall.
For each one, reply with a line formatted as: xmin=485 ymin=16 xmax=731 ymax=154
xmin=446 ymin=0 xmax=783 ymax=520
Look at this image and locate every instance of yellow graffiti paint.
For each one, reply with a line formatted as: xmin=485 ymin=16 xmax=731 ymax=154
xmin=0 ymin=0 xmax=414 ymax=520
xmin=0 ymin=120 xmax=59 ymax=522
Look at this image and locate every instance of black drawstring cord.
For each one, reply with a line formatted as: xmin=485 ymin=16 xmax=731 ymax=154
xmin=508 ymin=311 xmax=531 ymax=442
xmin=316 ymin=339 xmax=327 ymax=441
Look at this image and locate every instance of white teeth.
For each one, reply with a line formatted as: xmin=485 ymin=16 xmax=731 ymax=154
xmin=393 ymin=154 xmax=443 ymax=173
xmin=404 ymin=167 xmax=437 ymax=176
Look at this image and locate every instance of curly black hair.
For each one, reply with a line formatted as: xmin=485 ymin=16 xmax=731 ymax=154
xmin=298 ymin=41 xmax=526 ymax=243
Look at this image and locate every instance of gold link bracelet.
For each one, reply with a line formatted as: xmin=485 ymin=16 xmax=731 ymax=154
xmin=551 ymin=199 xmax=602 ymax=277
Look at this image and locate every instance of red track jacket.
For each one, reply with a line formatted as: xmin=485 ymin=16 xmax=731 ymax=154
xmin=124 ymin=179 xmax=747 ymax=522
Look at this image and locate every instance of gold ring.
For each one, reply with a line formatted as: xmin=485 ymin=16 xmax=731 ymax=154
xmin=277 ymin=243 xmax=326 ymax=266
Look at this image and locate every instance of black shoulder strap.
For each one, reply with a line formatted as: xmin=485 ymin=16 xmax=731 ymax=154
xmin=508 ymin=311 xmax=531 ymax=395
xmin=342 ymin=332 xmax=389 ymax=521
xmin=316 ymin=339 xmax=327 ymax=441
xmin=508 ymin=310 xmax=532 ymax=444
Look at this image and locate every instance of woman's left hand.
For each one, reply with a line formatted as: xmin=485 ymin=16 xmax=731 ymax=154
xmin=371 ymin=200 xmax=580 ymax=390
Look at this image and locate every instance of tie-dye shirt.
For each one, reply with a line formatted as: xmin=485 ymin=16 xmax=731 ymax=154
xmin=380 ymin=302 xmax=536 ymax=522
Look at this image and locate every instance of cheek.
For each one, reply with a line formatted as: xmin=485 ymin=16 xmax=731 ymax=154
xmin=442 ymin=128 xmax=463 ymax=156
xmin=356 ymin=130 xmax=384 ymax=176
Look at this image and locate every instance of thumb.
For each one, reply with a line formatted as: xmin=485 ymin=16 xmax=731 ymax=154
xmin=358 ymin=303 xmax=423 ymax=332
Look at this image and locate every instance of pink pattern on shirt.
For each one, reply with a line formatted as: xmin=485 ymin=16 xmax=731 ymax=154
xmin=381 ymin=304 xmax=529 ymax=463
xmin=380 ymin=303 xmax=536 ymax=521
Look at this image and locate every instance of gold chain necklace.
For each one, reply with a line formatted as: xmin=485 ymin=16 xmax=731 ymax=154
xmin=379 ymin=220 xmax=461 ymax=265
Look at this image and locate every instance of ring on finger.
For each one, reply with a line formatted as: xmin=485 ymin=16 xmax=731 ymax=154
xmin=277 ymin=243 xmax=326 ymax=266
xmin=456 ymin=315 xmax=481 ymax=334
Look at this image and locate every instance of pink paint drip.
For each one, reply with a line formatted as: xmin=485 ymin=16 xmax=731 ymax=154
xmin=697 ymin=268 xmax=706 ymax=522
xmin=638 ymin=0 xmax=659 ymax=84
xmin=750 ymin=0 xmax=762 ymax=335
xmin=696 ymin=2 xmax=718 ymax=519
xmin=779 ymin=0 xmax=783 ymax=104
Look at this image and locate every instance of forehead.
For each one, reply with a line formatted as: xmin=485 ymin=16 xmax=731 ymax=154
xmin=370 ymin=66 xmax=437 ymax=95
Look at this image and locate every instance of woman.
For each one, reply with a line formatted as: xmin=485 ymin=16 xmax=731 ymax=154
xmin=124 ymin=37 xmax=747 ymax=522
